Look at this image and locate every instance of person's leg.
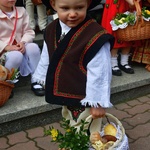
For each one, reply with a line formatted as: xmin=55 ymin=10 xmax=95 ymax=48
xmin=5 ymin=51 xmax=23 ymax=70
xmin=25 ymin=43 xmax=45 ymax=96
xmin=111 ymin=48 xmax=122 ymax=76
xmin=25 ymin=43 xmax=40 ymax=75
xmin=32 ymin=43 xmax=49 ymax=86
xmin=5 ymin=51 xmax=24 ymax=99
xmin=15 ymin=0 xmax=24 ymax=7
xmin=25 ymin=0 xmax=36 ymax=30
xmin=37 ymin=4 xmax=47 ymax=31
xmin=119 ymin=47 xmax=134 ymax=74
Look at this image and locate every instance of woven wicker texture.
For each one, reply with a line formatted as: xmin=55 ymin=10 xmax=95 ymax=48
xmin=116 ymin=0 xmax=150 ymax=41
xmin=0 ymin=81 xmax=14 ymax=107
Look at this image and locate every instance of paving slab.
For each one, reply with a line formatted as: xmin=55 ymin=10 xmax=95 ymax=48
xmin=0 ymin=95 xmax=149 ymax=150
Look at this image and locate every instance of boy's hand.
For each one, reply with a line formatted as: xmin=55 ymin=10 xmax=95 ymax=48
xmin=90 ymin=106 xmax=105 ymax=119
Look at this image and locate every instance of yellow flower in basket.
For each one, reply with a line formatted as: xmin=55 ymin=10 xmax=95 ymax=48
xmin=113 ymin=12 xmax=136 ymax=26
xmin=44 ymin=118 xmax=90 ymax=150
xmin=142 ymin=7 xmax=150 ymax=20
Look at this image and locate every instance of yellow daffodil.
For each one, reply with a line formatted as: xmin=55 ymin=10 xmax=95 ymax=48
xmin=50 ymin=128 xmax=58 ymax=138
xmin=66 ymin=129 xmax=71 ymax=132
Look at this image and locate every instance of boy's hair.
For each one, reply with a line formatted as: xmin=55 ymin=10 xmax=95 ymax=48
xmin=42 ymin=0 xmax=101 ymax=10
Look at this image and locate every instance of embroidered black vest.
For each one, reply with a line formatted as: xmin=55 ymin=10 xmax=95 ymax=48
xmin=45 ymin=17 xmax=114 ymax=107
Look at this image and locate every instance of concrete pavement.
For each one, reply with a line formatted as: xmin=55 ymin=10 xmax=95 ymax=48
xmin=0 ymin=94 xmax=149 ymax=150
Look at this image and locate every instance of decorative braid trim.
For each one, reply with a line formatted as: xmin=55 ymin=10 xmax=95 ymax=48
xmin=53 ymin=19 xmax=95 ymax=99
xmin=79 ymin=30 xmax=106 ymax=74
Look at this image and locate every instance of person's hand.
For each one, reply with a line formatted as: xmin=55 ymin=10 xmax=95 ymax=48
xmin=4 ymin=42 xmax=25 ymax=54
xmin=90 ymin=106 xmax=105 ymax=119
xmin=4 ymin=45 xmax=20 ymax=52
xmin=16 ymin=42 xmax=26 ymax=53
xmin=125 ymin=0 xmax=141 ymax=6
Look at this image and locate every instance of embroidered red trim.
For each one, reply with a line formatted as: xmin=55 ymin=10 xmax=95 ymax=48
xmin=53 ymin=19 xmax=98 ymax=99
xmin=79 ymin=30 xmax=106 ymax=74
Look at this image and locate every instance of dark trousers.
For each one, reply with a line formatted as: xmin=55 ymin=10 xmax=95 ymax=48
xmin=15 ymin=0 xmax=24 ymax=7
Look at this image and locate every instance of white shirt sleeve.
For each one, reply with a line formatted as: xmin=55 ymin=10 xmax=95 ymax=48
xmin=32 ymin=41 xmax=49 ymax=85
xmin=80 ymin=42 xmax=113 ymax=108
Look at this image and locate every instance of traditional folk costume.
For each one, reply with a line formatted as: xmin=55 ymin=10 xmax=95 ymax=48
xmin=44 ymin=17 xmax=114 ymax=133
xmin=101 ymin=0 xmax=142 ymax=76
xmin=132 ymin=40 xmax=150 ymax=65
xmin=132 ymin=1 xmax=150 ymax=71
xmin=101 ymin=0 xmax=141 ymax=48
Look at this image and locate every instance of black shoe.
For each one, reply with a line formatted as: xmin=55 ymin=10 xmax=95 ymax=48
xmin=119 ymin=64 xmax=134 ymax=74
xmin=9 ymin=90 xmax=14 ymax=99
xmin=112 ymin=66 xmax=122 ymax=76
xmin=31 ymin=82 xmax=45 ymax=96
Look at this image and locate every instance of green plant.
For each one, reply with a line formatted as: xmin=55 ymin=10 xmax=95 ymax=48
xmin=44 ymin=118 xmax=90 ymax=150
xmin=10 ymin=69 xmax=19 ymax=80
xmin=114 ymin=12 xmax=135 ymax=25
xmin=142 ymin=7 xmax=150 ymax=19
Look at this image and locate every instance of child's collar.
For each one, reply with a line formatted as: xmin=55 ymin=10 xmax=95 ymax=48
xmin=59 ymin=20 xmax=71 ymax=34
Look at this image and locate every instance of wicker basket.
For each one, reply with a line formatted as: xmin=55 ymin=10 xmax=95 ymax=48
xmin=115 ymin=0 xmax=150 ymax=41
xmin=0 ymin=81 xmax=14 ymax=107
xmin=87 ymin=113 xmax=129 ymax=150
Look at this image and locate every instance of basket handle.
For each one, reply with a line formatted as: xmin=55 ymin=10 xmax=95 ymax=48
xmin=134 ymin=0 xmax=144 ymax=27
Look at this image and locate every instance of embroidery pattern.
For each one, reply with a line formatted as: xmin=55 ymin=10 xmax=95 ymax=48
xmin=53 ymin=19 xmax=95 ymax=99
xmin=67 ymin=106 xmax=85 ymax=122
xmin=54 ymin=28 xmax=57 ymax=50
xmin=79 ymin=30 xmax=107 ymax=74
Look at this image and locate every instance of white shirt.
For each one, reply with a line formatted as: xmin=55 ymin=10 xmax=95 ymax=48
xmin=32 ymin=20 xmax=113 ymax=108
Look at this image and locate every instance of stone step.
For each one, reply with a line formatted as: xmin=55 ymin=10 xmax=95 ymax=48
xmin=1 ymin=62 xmax=150 ymax=137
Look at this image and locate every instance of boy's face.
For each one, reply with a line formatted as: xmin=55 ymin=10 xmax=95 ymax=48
xmin=51 ymin=0 xmax=89 ymax=28
xmin=0 ymin=0 xmax=16 ymax=12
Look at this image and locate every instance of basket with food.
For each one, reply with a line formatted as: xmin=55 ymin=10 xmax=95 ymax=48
xmin=110 ymin=0 xmax=150 ymax=41
xmin=45 ymin=112 xmax=129 ymax=150
xmin=0 ymin=64 xmax=19 ymax=107
xmin=89 ymin=113 xmax=129 ymax=150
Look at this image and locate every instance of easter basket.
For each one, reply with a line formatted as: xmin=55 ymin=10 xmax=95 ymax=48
xmin=45 ymin=111 xmax=129 ymax=150
xmin=88 ymin=113 xmax=129 ymax=150
xmin=0 ymin=81 xmax=14 ymax=107
xmin=111 ymin=0 xmax=150 ymax=41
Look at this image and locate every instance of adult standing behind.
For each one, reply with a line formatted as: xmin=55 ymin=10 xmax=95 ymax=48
xmin=0 ymin=0 xmax=41 ymax=97
xmin=25 ymin=0 xmax=48 ymax=33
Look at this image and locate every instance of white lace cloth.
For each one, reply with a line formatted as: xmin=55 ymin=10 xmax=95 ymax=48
xmin=110 ymin=11 xmax=150 ymax=31
xmin=89 ymin=122 xmax=129 ymax=150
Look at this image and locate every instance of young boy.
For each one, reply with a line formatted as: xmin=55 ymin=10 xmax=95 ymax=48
xmin=35 ymin=0 xmax=114 ymax=133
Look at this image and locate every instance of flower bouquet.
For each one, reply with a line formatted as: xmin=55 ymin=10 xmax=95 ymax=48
xmin=110 ymin=0 xmax=150 ymax=41
xmin=110 ymin=11 xmax=136 ymax=31
xmin=44 ymin=118 xmax=90 ymax=150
